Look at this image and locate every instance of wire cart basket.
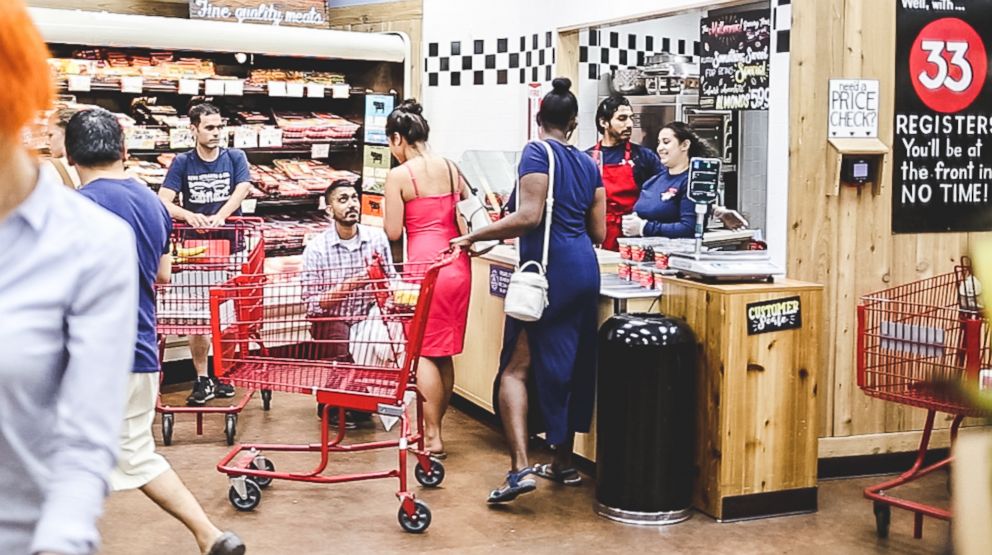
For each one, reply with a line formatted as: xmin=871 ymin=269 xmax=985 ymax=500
xmin=211 ymin=248 xmax=459 ymax=533
xmin=856 ymin=257 xmax=992 ymax=539
xmin=155 ymin=218 xmax=266 ymax=446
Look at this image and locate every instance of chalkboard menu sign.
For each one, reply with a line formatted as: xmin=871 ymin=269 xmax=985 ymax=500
xmin=699 ymin=10 xmax=771 ymax=111
xmin=893 ymin=0 xmax=992 ymax=233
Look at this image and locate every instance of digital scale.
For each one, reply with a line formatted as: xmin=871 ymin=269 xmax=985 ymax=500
xmin=670 ymin=157 xmax=782 ymax=283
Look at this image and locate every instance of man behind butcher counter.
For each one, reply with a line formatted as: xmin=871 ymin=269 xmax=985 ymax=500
xmin=585 ymin=95 xmax=663 ymax=251
xmin=158 ymin=101 xmax=252 ymax=406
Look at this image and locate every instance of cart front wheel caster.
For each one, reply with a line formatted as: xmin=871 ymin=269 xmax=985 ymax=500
xmin=225 ymin=414 xmax=237 ymax=446
xmin=414 ymin=459 xmax=445 ymax=488
xmin=261 ymin=389 xmax=272 ymax=411
xmin=161 ymin=413 xmax=174 ymax=446
xmin=873 ymin=501 xmax=891 ymax=539
xmin=249 ymin=457 xmax=275 ymax=488
xmin=398 ymin=500 xmax=431 ymax=533
xmin=228 ymin=479 xmax=262 ymax=512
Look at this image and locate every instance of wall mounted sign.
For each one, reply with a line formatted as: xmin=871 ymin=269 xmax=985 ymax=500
xmin=746 ymin=296 xmax=801 ymax=335
xmin=699 ymin=10 xmax=771 ymax=111
xmin=894 ymin=1 xmax=992 ymax=233
xmin=364 ymin=94 xmax=394 ymax=145
xmin=828 ymin=79 xmax=879 ymax=138
xmin=362 ymin=145 xmax=391 ymax=194
xmin=189 ymin=0 xmax=328 ymax=28
xmin=489 ymin=265 xmax=513 ymax=298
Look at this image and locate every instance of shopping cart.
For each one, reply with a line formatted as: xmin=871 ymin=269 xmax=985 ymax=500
xmin=155 ymin=218 xmax=266 ymax=446
xmin=856 ymin=257 xmax=991 ymax=539
xmin=211 ymin=248 xmax=459 ymax=533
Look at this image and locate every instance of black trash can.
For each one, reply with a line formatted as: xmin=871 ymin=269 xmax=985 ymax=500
xmin=595 ymin=312 xmax=697 ymax=525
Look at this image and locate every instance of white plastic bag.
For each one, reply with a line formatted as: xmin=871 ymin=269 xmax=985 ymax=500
xmin=349 ymin=304 xmax=406 ymax=367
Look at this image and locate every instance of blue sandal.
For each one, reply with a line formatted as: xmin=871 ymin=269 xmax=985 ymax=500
xmin=534 ymin=463 xmax=583 ymax=486
xmin=487 ymin=467 xmax=537 ymax=503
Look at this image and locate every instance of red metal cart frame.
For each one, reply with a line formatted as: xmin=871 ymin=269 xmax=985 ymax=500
xmin=856 ymin=259 xmax=990 ymax=539
xmin=155 ymin=217 xmax=266 ymax=446
xmin=211 ymin=248 xmax=458 ymax=533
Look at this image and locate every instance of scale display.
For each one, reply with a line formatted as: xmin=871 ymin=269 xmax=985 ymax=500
xmin=688 ymin=157 xmax=721 ymax=204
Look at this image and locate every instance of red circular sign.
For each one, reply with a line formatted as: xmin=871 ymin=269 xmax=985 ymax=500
xmin=909 ymin=18 xmax=987 ymax=113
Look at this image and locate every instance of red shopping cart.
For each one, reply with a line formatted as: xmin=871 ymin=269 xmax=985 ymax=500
xmin=211 ymin=248 xmax=458 ymax=533
xmin=155 ymin=218 xmax=266 ymax=446
xmin=856 ymin=258 xmax=992 ymax=539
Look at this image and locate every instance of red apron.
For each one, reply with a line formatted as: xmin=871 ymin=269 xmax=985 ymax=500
xmin=592 ymin=141 xmax=639 ymax=251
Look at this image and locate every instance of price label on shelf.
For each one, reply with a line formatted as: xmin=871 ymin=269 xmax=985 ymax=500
xmin=224 ymin=79 xmax=245 ymax=96
xmin=233 ymin=126 xmax=258 ymax=149
xmin=286 ymin=82 xmax=305 ymax=98
xmin=311 ymin=143 xmax=330 ymax=159
xmin=67 ymin=75 xmax=91 ymax=92
xmin=241 ymin=199 xmax=258 ymax=215
xmin=204 ymin=79 xmax=226 ymax=96
xmin=121 ymin=76 xmax=143 ymax=93
xmin=267 ymin=81 xmax=287 ymax=97
xmin=331 ymin=84 xmax=350 ymax=98
xmin=258 ymin=126 xmax=283 ymax=148
xmin=306 ymin=83 xmax=325 ymax=98
xmin=169 ymin=127 xmax=195 ymax=150
xmin=316 ymin=197 xmax=326 ymax=211
xmin=178 ymin=79 xmax=200 ymax=95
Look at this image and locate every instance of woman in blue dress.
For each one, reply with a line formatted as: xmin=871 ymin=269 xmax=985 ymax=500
xmin=452 ymin=78 xmax=606 ymax=503
xmin=620 ymin=121 xmax=722 ymax=238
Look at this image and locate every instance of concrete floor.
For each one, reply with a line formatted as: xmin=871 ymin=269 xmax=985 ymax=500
xmin=99 ymin=389 xmax=952 ymax=554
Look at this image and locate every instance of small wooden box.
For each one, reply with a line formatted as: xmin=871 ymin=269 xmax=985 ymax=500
xmin=660 ymin=277 xmax=823 ymax=521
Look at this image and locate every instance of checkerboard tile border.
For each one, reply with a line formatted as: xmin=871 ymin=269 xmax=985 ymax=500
xmin=425 ymin=32 xmax=555 ymax=87
xmin=579 ymin=29 xmax=701 ymax=81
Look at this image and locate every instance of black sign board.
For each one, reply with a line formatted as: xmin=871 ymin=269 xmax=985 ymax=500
xmin=894 ymin=1 xmax=992 ymax=233
xmin=746 ymin=296 xmax=801 ymax=335
xmin=699 ymin=10 xmax=771 ymax=111
xmin=489 ymin=265 xmax=512 ymax=298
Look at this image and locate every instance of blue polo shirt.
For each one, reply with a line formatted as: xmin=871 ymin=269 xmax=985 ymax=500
xmin=585 ymin=142 xmax=663 ymax=188
xmin=80 ymin=177 xmax=172 ymax=373
xmin=634 ymin=167 xmax=696 ymax=238
xmin=162 ymin=148 xmax=250 ymax=215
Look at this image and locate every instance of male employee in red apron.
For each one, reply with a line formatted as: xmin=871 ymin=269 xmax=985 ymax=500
xmin=586 ymin=95 xmax=663 ymax=250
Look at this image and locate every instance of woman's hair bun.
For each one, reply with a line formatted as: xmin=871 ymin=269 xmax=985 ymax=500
xmin=398 ymin=99 xmax=423 ymax=116
xmin=551 ymin=78 xmax=572 ymax=94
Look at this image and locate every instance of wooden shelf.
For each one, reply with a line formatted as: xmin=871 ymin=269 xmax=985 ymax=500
xmin=58 ymin=81 xmax=365 ymax=99
xmin=128 ymin=142 xmax=359 ymax=156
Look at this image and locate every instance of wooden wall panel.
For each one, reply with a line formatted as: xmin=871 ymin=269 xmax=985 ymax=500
xmin=790 ymin=0 xmax=980 ymax=453
xmin=26 ymin=0 xmax=189 ymax=18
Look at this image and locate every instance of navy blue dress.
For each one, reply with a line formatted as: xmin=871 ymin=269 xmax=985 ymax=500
xmin=496 ymin=140 xmax=602 ymax=446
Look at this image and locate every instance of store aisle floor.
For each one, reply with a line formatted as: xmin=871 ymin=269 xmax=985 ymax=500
xmin=99 ymin=389 xmax=951 ymax=554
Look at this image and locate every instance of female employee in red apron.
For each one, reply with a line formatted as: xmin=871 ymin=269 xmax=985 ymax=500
xmin=586 ymin=95 xmax=663 ymax=250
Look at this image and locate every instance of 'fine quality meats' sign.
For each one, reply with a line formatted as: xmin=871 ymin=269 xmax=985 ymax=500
xmin=746 ymin=296 xmax=801 ymax=335
xmin=893 ymin=0 xmax=992 ymax=233
xmin=699 ymin=9 xmax=771 ymax=110
xmin=190 ymin=1 xmax=327 ymax=28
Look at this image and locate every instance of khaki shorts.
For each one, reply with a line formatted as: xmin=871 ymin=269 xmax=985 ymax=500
xmin=109 ymin=372 xmax=171 ymax=491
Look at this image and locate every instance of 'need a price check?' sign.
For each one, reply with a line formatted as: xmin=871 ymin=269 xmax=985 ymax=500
xmin=894 ymin=1 xmax=992 ymax=233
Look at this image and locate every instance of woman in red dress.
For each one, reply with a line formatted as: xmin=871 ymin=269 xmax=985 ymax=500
xmin=384 ymin=100 xmax=472 ymax=458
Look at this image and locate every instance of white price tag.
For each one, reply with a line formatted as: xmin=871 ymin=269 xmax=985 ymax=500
xmin=311 ymin=143 xmax=330 ymax=159
xmin=67 ymin=75 xmax=91 ymax=92
xmin=331 ymin=84 xmax=350 ymax=98
xmin=224 ymin=80 xmax=245 ymax=96
xmin=169 ymin=127 xmax=195 ymax=150
xmin=204 ymin=79 xmax=226 ymax=96
xmin=258 ymin=127 xmax=283 ymax=148
xmin=306 ymin=83 xmax=325 ymax=98
xmin=267 ymin=81 xmax=287 ymax=97
xmin=232 ymin=126 xmax=258 ymax=149
xmin=240 ymin=199 xmax=258 ymax=214
xmin=121 ymin=76 xmax=143 ymax=93
xmin=286 ymin=82 xmax=305 ymax=98
xmin=178 ymin=79 xmax=200 ymax=95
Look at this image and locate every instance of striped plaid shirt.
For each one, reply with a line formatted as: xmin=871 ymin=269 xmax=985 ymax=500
xmin=301 ymin=223 xmax=396 ymax=319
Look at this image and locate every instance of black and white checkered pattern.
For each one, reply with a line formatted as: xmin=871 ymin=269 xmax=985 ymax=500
xmin=773 ymin=0 xmax=791 ymax=53
xmin=425 ymin=32 xmax=555 ymax=86
xmin=580 ymin=29 xmax=701 ymax=80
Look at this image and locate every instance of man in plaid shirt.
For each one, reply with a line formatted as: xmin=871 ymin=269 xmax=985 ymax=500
xmin=302 ymin=180 xmax=395 ymax=428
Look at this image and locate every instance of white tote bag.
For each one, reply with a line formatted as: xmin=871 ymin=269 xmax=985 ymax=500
xmin=503 ymin=141 xmax=556 ymax=322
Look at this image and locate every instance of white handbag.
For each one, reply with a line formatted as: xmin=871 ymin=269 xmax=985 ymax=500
xmin=504 ymin=141 xmax=556 ymax=322
xmin=452 ymin=164 xmax=498 ymax=253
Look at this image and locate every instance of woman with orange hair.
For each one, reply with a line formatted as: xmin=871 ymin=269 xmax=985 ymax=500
xmin=0 ymin=3 xmax=140 ymax=555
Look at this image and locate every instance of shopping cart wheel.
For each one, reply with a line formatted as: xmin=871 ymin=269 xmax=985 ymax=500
xmin=225 ymin=414 xmax=237 ymax=446
xmin=161 ymin=414 xmax=174 ymax=446
xmin=261 ymin=389 xmax=272 ymax=411
xmin=414 ymin=460 xmax=445 ymax=488
xmin=873 ymin=501 xmax=891 ymax=539
xmin=249 ymin=457 xmax=275 ymax=488
xmin=397 ymin=500 xmax=431 ymax=533
xmin=228 ymin=479 xmax=262 ymax=512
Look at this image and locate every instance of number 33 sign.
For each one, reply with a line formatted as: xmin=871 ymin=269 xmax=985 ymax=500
xmin=910 ymin=18 xmax=987 ymax=113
